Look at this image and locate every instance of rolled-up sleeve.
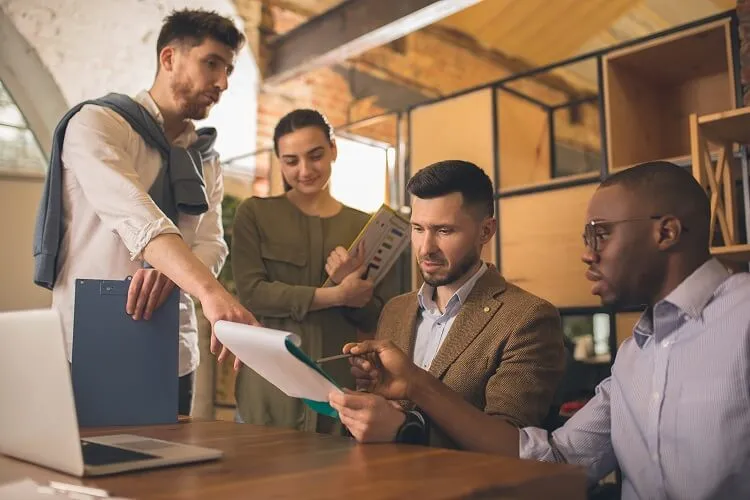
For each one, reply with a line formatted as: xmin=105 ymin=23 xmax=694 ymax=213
xmin=191 ymin=158 xmax=228 ymax=276
xmin=61 ymin=105 xmax=179 ymax=259
xmin=519 ymin=376 xmax=617 ymax=487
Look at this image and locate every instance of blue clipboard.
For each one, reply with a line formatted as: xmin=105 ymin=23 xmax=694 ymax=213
xmin=71 ymin=277 xmax=179 ymax=427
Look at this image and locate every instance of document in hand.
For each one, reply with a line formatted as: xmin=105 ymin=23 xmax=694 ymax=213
xmin=323 ymin=203 xmax=410 ymax=287
xmin=214 ymin=321 xmax=342 ymax=418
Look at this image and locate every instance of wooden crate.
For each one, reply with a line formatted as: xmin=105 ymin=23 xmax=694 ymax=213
xmin=603 ymin=19 xmax=736 ymax=171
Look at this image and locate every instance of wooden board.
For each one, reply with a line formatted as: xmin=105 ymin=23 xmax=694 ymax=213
xmin=500 ymin=183 xmax=600 ymax=307
xmin=615 ymin=312 xmax=642 ymax=348
xmin=603 ymin=19 xmax=736 ymax=170
xmin=410 ymin=88 xmax=496 ymax=289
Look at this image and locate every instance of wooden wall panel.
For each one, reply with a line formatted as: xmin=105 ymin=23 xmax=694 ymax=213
xmin=497 ymin=91 xmax=551 ymax=188
xmin=497 ymin=88 xmax=601 ymax=190
xmin=500 ymin=183 xmax=599 ymax=307
xmin=410 ymin=89 xmax=496 ymax=285
xmin=615 ymin=312 xmax=642 ymax=348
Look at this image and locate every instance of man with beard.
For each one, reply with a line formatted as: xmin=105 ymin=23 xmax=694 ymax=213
xmin=333 ymin=161 xmax=750 ymax=500
xmin=329 ymin=160 xmax=566 ymax=447
xmin=38 ymin=9 xmax=256 ymax=416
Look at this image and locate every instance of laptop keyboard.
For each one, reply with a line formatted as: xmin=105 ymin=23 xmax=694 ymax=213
xmin=81 ymin=440 xmax=158 ymax=466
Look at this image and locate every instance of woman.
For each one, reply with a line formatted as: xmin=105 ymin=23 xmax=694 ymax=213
xmin=231 ymin=109 xmax=401 ymax=434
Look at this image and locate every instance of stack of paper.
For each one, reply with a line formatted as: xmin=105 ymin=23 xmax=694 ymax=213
xmin=214 ymin=322 xmax=342 ymax=418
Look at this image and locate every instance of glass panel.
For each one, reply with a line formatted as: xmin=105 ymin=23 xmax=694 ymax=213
xmin=561 ymin=313 xmax=611 ymax=359
xmin=330 ymin=136 xmax=387 ymax=214
xmin=0 ymin=80 xmax=46 ymax=172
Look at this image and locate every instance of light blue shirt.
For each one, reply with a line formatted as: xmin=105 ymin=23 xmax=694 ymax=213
xmin=519 ymin=258 xmax=750 ymax=500
xmin=413 ymin=262 xmax=488 ymax=370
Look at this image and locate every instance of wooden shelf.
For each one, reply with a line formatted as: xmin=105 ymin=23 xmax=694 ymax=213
xmin=604 ymin=19 xmax=736 ymax=171
xmin=711 ymin=244 xmax=750 ymax=263
xmin=698 ymin=107 xmax=750 ymax=144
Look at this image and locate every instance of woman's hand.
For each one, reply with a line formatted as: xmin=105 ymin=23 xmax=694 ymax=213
xmin=325 ymin=240 xmax=365 ymax=284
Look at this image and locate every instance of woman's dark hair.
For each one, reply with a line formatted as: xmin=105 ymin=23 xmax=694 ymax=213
xmin=273 ymin=109 xmax=334 ymax=156
xmin=273 ymin=109 xmax=334 ymax=191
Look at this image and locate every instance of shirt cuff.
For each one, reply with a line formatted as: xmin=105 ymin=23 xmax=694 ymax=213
xmin=519 ymin=426 xmax=555 ymax=462
xmin=119 ymin=216 xmax=181 ymax=261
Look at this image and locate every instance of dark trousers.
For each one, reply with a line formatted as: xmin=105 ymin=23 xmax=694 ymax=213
xmin=178 ymin=371 xmax=195 ymax=416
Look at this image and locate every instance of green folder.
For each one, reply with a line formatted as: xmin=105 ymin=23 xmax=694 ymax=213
xmin=284 ymin=339 xmax=341 ymax=419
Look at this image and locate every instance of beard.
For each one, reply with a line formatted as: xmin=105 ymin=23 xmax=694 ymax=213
xmin=419 ymin=248 xmax=480 ymax=287
xmin=170 ymin=77 xmax=212 ymax=120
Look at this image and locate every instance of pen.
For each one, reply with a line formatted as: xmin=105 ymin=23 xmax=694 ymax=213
xmin=315 ymin=353 xmax=354 ymax=364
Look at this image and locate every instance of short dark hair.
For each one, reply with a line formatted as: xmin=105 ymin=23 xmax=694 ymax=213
xmin=156 ymin=8 xmax=245 ymax=57
xmin=601 ymin=160 xmax=711 ymax=244
xmin=600 ymin=160 xmax=709 ymax=220
xmin=407 ymin=160 xmax=495 ymax=218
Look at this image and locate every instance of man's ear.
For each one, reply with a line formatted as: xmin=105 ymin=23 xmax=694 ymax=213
xmin=656 ymin=215 xmax=683 ymax=251
xmin=479 ymin=217 xmax=497 ymax=245
xmin=159 ymin=45 xmax=176 ymax=73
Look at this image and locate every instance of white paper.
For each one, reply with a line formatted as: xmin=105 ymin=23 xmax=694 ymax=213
xmin=0 ymin=479 xmax=131 ymax=499
xmin=214 ymin=322 xmax=341 ymax=402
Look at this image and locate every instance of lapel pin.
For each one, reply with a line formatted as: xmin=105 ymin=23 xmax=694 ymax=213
xmin=483 ymin=306 xmax=490 ymax=313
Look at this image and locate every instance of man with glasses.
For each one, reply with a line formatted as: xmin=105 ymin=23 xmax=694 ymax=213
xmin=333 ymin=161 xmax=750 ymax=500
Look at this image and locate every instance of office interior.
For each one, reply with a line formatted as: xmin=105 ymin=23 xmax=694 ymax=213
xmin=1 ymin=0 xmax=748 ymax=498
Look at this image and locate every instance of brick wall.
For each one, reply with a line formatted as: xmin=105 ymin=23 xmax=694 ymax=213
xmin=247 ymin=3 xmax=600 ymax=189
xmin=1 ymin=0 xmax=259 ymax=163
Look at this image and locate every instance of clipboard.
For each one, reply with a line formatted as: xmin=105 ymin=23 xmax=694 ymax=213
xmin=214 ymin=321 xmax=342 ymax=418
xmin=323 ymin=204 xmax=410 ymax=287
xmin=71 ymin=277 xmax=180 ymax=427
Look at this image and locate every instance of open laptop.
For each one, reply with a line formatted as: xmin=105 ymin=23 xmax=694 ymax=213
xmin=0 ymin=309 xmax=222 ymax=476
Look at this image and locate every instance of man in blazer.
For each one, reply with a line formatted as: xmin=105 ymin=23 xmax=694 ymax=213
xmin=330 ymin=160 xmax=566 ymax=448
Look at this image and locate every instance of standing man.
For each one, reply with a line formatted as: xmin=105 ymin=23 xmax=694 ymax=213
xmin=330 ymin=160 xmax=566 ymax=447
xmin=34 ymin=9 xmax=255 ymax=415
xmin=336 ymin=161 xmax=750 ymax=500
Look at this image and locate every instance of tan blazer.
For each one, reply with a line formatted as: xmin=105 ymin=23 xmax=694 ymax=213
xmin=376 ymin=265 xmax=566 ymax=448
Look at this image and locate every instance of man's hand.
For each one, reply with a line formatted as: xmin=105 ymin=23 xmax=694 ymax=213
xmin=126 ymin=268 xmax=176 ymax=321
xmin=200 ymin=285 xmax=260 ymax=371
xmin=343 ymin=340 xmax=420 ymax=400
xmin=336 ymin=265 xmax=374 ymax=308
xmin=329 ymin=389 xmax=406 ymax=443
xmin=325 ymin=240 xmax=365 ymax=285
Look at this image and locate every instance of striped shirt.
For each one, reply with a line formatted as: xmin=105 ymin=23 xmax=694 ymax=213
xmin=519 ymin=258 xmax=750 ymax=500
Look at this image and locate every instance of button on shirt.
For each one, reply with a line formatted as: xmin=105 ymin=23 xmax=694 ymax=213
xmin=519 ymin=258 xmax=750 ymax=500
xmin=54 ymin=90 xmax=228 ymax=376
xmin=413 ymin=263 xmax=488 ymax=370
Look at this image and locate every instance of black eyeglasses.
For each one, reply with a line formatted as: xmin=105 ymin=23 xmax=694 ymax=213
xmin=582 ymin=215 xmax=688 ymax=253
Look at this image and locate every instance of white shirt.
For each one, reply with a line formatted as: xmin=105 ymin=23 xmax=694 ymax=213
xmin=53 ymin=90 xmax=228 ymax=376
xmin=413 ymin=262 xmax=488 ymax=370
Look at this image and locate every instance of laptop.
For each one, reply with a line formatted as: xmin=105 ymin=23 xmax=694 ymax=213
xmin=0 ymin=308 xmax=222 ymax=477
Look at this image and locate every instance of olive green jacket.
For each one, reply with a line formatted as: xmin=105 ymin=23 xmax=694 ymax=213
xmin=231 ymin=195 xmax=402 ymax=432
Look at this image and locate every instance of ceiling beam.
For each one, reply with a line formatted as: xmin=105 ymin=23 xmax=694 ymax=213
xmin=264 ymin=0 xmax=482 ymax=85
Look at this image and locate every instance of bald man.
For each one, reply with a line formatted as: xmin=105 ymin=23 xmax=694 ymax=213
xmin=331 ymin=161 xmax=750 ymax=500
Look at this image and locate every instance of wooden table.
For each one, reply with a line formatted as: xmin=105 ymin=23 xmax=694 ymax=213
xmin=0 ymin=421 xmax=585 ymax=499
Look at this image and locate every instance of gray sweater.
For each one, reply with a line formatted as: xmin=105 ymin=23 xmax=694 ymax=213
xmin=33 ymin=92 xmax=216 ymax=290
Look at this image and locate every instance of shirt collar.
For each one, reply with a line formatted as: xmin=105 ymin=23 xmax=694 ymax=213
xmin=417 ymin=261 xmax=488 ymax=314
xmin=632 ymin=258 xmax=729 ymax=347
xmin=134 ymin=90 xmax=196 ymax=146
